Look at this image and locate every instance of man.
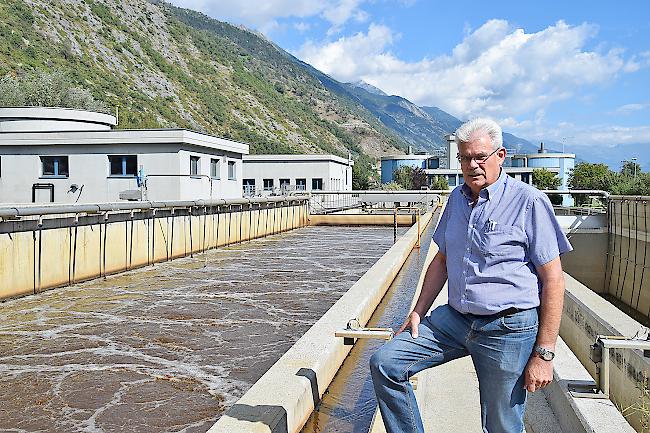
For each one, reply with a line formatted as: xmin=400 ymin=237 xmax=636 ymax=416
xmin=370 ymin=118 xmax=572 ymax=433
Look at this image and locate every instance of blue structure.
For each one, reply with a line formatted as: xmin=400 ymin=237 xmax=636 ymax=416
xmin=381 ymin=140 xmax=576 ymax=206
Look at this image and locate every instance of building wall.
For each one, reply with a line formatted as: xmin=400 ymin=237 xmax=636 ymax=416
xmin=380 ymin=158 xmax=426 ymax=184
xmin=176 ymin=150 xmax=243 ymax=201
xmin=242 ymin=159 xmax=352 ymax=194
xmin=0 ymin=144 xmax=242 ymax=204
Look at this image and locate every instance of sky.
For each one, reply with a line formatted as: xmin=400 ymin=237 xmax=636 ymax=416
xmin=168 ymin=0 xmax=650 ymax=163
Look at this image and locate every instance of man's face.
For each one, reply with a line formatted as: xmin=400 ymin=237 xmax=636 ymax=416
xmin=458 ymin=131 xmax=506 ymax=197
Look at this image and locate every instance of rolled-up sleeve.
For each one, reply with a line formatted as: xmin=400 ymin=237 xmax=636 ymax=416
xmin=524 ymin=195 xmax=573 ymax=267
xmin=432 ymin=200 xmax=451 ymax=255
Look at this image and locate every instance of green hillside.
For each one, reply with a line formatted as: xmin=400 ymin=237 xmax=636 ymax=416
xmin=0 ymin=0 xmax=408 ymax=163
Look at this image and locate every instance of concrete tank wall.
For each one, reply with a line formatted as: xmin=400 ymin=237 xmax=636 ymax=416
xmin=0 ymin=203 xmax=308 ymax=300
xmin=561 ymin=273 xmax=650 ymax=432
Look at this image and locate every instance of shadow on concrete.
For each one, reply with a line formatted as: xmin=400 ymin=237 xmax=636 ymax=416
xmin=226 ymin=404 xmax=289 ymax=433
xmin=297 ymin=367 xmax=321 ymax=408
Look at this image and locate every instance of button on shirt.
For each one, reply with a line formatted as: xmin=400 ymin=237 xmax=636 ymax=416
xmin=432 ymin=170 xmax=572 ymax=315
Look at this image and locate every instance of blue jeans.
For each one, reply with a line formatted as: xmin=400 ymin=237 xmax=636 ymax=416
xmin=370 ymin=304 xmax=538 ymax=433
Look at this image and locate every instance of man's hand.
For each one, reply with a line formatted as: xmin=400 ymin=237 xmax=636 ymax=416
xmin=396 ymin=311 xmax=421 ymax=338
xmin=524 ymin=356 xmax=553 ymax=392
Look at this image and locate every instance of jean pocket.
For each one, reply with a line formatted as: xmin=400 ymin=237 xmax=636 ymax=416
xmin=500 ymin=309 xmax=538 ymax=331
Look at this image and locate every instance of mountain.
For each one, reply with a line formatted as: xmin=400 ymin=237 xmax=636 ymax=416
xmin=350 ymin=80 xmax=387 ymax=96
xmin=0 ymin=0 xmax=539 ymax=173
xmin=0 ymin=0 xmax=408 ymax=162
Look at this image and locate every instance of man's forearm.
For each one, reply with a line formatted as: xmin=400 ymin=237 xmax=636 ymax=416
xmin=413 ymin=252 xmax=448 ymax=317
xmin=535 ymin=258 xmax=566 ymax=350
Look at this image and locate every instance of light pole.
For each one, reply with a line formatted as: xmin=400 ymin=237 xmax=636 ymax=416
xmin=632 ymin=157 xmax=638 ymax=179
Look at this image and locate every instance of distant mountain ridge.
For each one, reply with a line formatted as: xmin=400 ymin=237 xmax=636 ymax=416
xmin=1 ymin=0 xmax=539 ymax=174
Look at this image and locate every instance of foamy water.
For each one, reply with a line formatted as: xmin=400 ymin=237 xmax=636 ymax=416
xmin=0 ymin=226 xmax=403 ymax=432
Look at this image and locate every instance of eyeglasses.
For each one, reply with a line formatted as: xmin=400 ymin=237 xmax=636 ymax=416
xmin=456 ymin=147 xmax=502 ymax=164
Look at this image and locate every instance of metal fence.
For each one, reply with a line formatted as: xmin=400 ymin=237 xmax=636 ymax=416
xmin=307 ymin=190 xmax=443 ymax=214
xmin=605 ymin=196 xmax=650 ymax=321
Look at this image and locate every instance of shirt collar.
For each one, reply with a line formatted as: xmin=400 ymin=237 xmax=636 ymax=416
xmin=460 ymin=168 xmax=507 ymax=202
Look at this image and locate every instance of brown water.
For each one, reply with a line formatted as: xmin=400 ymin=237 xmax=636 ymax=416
xmin=0 ymin=226 xmax=404 ymax=433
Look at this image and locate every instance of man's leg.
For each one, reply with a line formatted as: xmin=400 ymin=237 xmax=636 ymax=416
xmin=370 ymin=305 xmax=470 ymax=433
xmin=468 ymin=308 xmax=538 ymax=433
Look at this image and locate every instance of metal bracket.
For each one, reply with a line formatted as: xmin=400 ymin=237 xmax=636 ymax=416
xmin=335 ymin=318 xmax=394 ymax=346
xmin=567 ymin=380 xmax=607 ymax=399
xmin=590 ymin=333 xmax=650 ymax=398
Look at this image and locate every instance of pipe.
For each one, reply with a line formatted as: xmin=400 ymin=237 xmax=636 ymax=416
xmin=0 ymin=196 xmax=309 ymax=219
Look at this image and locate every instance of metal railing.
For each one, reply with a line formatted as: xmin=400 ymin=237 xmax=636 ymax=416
xmin=605 ymin=195 xmax=650 ymax=321
xmin=308 ymin=190 xmax=443 ymax=214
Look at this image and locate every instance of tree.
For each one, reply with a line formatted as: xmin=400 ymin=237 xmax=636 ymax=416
xmin=393 ymin=166 xmax=414 ymax=189
xmin=621 ymin=160 xmax=641 ymax=178
xmin=568 ymin=162 xmax=618 ymax=205
xmin=381 ymin=181 xmax=404 ymax=190
xmin=532 ymin=168 xmax=563 ymax=205
xmin=352 ymin=163 xmax=370 ymax=190
xmin=532 ymin=168 xmax=561 ymax=190
xmin=429 ymin=176 xmax=449 ymax=190
xmin=412 ymin=167 xmax=428 ymax=190
xmin=393 ymin=166 xmax=428 ymax=190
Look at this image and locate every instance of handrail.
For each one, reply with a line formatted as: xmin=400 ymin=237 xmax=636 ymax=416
xmin=0 ymin=195 xmax=309 ymax=219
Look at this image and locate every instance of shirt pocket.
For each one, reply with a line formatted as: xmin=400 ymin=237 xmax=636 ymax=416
xmin=477 ymin=225 xmax=526 ymax=258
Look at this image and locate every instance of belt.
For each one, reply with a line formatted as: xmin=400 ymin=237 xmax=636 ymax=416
xmin=465 ymin=306 xmax=532 ymax=318
xmin=493 ymin=307 xmax=525 ymax=318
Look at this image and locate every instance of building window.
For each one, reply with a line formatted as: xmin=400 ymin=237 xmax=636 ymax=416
xmin=312 ymin=178 xmax=323 ymax=190
xmin=109 ymin=155 xmax=137 ymax=176
xmin=427 ymin=158 xmax=440 ymax=169
xmin=521 ymin=173 xmax=530 ymax=184
xmin=41 ymin=156 xmax=69 ymax=177
xmin=447 ymin=175 xmax=456 ymax=187
xmin=243 ymin=179 xmax=255 ymax=195
xmin=190 ymin=156 xmax=200 ymax=176
xmin=280 ymin=178 xmax=290 ymax=191
xmin=228 ymin=161 xmax=236 ymax=180
xmin=263 ymin=179 xmax=274 ymax=190
xmin=210 ymin=158 xmax=220 ymax=179
xmin=296 ymin=178 xmax=306 ymax=190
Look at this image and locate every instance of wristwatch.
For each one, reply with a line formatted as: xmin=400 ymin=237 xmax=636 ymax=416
xmin=533 ymin=345 xmax=555 ymax=361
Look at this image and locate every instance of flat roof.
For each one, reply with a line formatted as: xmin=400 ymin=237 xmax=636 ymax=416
xmin=381 ymin=155 xmax=432 ymax=161
xmin=511 ymin=153 xmax=576 ymax=158
xmin=243 ymin=154 xmax=353 ymax=165
xmin=0 ymin=128 xmax=249 ymax=154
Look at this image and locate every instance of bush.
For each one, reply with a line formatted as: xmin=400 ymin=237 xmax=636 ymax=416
xmin=0 ymin=71 xmax=110 ymax=113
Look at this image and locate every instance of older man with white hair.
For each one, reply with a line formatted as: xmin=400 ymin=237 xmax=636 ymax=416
xmin=370 ymin=118 xmax=572 ymax=433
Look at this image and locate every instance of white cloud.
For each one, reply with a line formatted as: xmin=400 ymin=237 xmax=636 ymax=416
xmin=296 ymin=20 xmax=637 ymax=120
xmin=503 ymin=120 xmax=650 ymax=147
xmin=614 ymin=103 xmax=650 ymax=114
xmin=167 ymin=0 xmax=369 ymax=35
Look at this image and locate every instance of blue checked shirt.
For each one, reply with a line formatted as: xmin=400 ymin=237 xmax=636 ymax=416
xmin=432 ymin=170 xmax=572 ymax=315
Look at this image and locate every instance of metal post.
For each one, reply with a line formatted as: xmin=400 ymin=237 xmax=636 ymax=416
xmin=601 ymin=345 xmax=610 ymax=397
xmin=393 ymin=208 xmax=397 ymax=244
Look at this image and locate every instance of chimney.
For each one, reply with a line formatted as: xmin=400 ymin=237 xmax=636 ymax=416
xmin=538 ymin=142 xmax=546 ymax=154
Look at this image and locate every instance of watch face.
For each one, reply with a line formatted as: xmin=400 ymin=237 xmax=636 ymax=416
xmin=536 ymin=346 xmax=555 ymax=361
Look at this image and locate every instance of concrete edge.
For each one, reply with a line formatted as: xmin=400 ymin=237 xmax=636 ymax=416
xmin=368 ymin=200 xmax=447 ymax=433
xmin=207 ymin=211 xmax=435 ymax=433
xmin=308 ymin=213 xmax=418 ymax=226
xmin=544 ymin=336 xmax=636 ymax=433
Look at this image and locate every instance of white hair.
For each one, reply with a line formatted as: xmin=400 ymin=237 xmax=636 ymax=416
xmin=455 ymin=118 xmax=503 ymax=150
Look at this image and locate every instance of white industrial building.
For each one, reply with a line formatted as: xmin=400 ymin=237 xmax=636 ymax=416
xmin=0 ymin=107 xmax=248 ymax=204
xmin=242 ymin=154 xmax=353 ymax=196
